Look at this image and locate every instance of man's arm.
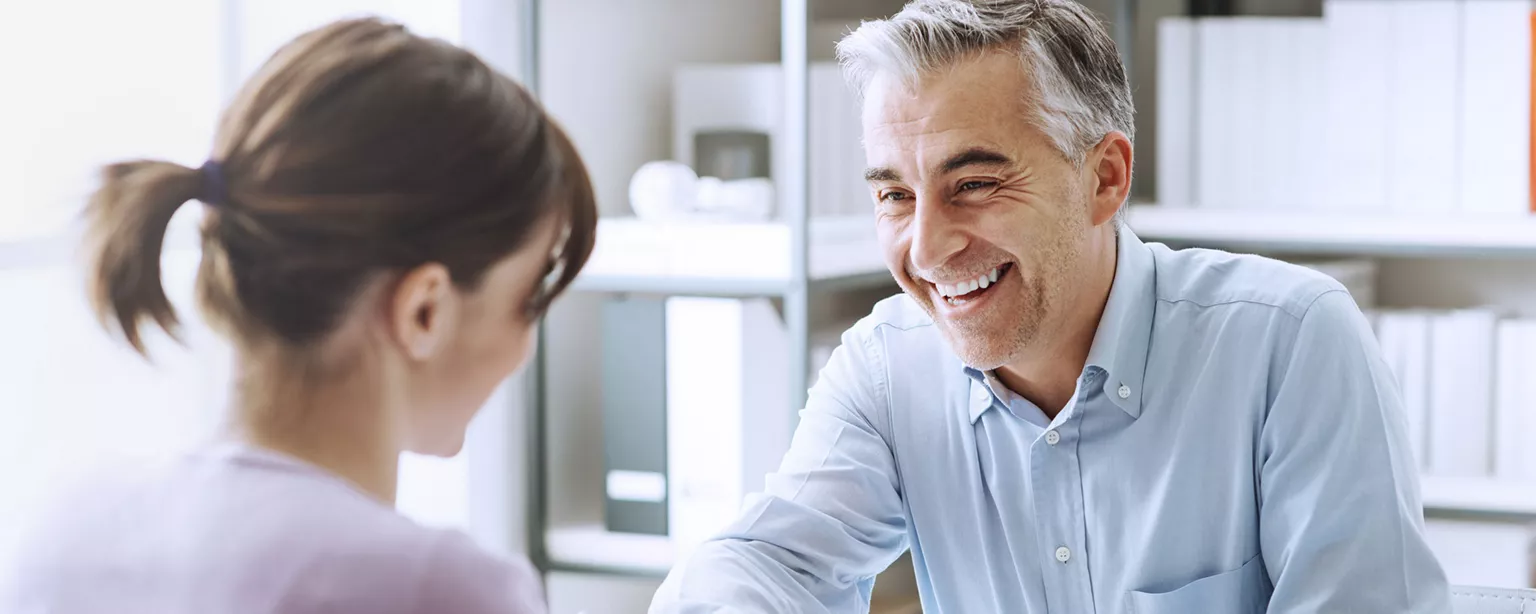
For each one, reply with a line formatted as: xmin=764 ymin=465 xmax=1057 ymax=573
xmin=650 ymin=328 xmax=908 ymax=614
xmin=1259 ymin=290 xmax=1451 ymax=612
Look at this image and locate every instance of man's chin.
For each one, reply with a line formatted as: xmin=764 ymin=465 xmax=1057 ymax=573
xmin=937 ymin=326 xmax=1012 ymax=371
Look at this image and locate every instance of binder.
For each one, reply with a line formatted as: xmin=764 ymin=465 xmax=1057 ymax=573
xmin=1459 ymin=0 xmax=1535 ymax=215
xmin=1386 ymin=0 xmax=1460 ymax=214
xmin=1428 ymin=309 xmax=1498 ymax=478
xmin=1323 ymin=0 xmax=1392 ymax=211
xmin=1156 ymin=17 xmax=1196 ymax=207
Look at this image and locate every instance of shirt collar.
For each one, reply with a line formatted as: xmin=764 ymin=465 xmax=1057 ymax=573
xmin=962 ymin=226 xmax=1156 ymax=423
xmin=1085 ymin=226 xmax=1156 ymax=420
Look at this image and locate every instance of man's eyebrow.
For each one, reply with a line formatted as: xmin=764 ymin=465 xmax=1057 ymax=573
xmin=863 ymin=148 xmax=1012 ymax=183
xmin=864 ymin=166 xmax=901 ymax=182
xmin=938 ymin=147 xmax=1013 ymax=175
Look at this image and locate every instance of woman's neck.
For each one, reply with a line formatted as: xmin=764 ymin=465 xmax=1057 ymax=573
xmin=230 ymin=349 xmax=402 ymax=505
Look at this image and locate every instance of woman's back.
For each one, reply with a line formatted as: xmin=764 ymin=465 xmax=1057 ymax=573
xmin=5 ymin=443 xmax=543 ymax=614
xmin=3 ymin=15 xmax=593 ymax=613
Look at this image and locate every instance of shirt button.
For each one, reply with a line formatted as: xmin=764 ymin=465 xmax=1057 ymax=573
xmin=1045 ymin=430 xmax=1061 ymax=445
xmin=1118 ymin=384 xmax=1131 ymax=399
xmin=1055 ymin=546 xmax=1071 ymax=563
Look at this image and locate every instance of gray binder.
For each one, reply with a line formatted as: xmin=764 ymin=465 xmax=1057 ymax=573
xmin=601 ymin=297 xmax=669 ymax=535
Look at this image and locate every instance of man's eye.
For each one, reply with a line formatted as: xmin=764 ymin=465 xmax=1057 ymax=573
xmin=878 ymin=191 xmax=910 ymax=203
xmin=959 ymin=180 xmax=996 ymax=192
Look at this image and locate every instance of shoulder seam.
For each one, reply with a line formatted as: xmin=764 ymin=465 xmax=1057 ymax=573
xmin=1157 ymin=287 xmax=1347 ymax=323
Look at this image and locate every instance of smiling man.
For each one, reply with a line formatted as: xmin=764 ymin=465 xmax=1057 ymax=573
xmin=650 ymin=1 xmax=1450 ymax=612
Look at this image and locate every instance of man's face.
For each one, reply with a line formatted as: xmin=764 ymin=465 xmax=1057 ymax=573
xmin=862 ymin=52 xmax=1095 ymax=370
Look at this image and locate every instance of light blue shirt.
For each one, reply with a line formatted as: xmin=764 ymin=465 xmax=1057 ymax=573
xmin=651 ymin=228 xmax=1451 ymax=614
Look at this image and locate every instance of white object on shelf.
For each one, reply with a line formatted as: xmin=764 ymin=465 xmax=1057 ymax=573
xmin=628 ymin=160 xmax=700 ymax=221
xmin=1429 ymin=309 xmax=1498 ymax=478
xmin=582 ymin=215 xmax=883 ymax=284
xmin=673 ymin=62 xmax=867 ymax=219
xmin=1324 ymin=0 xmax=1392 ymax=211
xmin=1155 ymin=17 xmax=1195 ymax=208
xmin=1421 ymin=475 xmax=1536 ymax=515
xmin=1375 ymin=311 xmax=1432 ymax=468
xmin=1386 ymin=0 xmax=1460 ymax=215
xmin=545 ymin=523 xmax=675 ymax=574
xmin=1195 ymin=18 xmax=1234 ymax=209
xmin=1497 ymin=320 xmax=1536 ymax=481
xmin=1126 ymin=205 xmax=1536 ymax=256
xmin=664 ymin=297 xmax=791 ymax=561
xmin=1459 ymin=0 xmax=1534 ymax=216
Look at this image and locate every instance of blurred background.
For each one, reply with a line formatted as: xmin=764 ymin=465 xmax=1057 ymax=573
xmin=5 ymin=0 xmax=1536 ymax=612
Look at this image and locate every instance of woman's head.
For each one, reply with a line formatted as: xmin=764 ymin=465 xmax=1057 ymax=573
xmin=83 ymin=18 xmax=595 ymax=456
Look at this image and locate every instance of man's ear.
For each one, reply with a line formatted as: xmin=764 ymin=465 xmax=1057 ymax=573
xmin=388 ymin=263 xmax=458 ymax=361
xmin=1087 ymin=131 xmax=1133 ymax=227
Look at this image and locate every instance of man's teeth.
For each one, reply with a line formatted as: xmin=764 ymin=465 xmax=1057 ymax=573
xmin=937 ymin=265 xmax=1004 ymax=299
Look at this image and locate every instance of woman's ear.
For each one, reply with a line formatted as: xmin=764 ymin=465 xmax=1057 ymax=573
xmin=388 ymin=263 xmax=458 ymax=361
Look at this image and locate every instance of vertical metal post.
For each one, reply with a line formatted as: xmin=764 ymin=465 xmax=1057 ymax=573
xmin=520 ymin=0 xmax=549 ymax=580
xmin=1115 ymin=0 xmax=1138 ymax=86
xmin=783 ymin=0 xmax=811 ymax=415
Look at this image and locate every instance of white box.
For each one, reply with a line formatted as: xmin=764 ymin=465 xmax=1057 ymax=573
xmin=1386 ymin=0 xmax=1460 ymax=214
xmin=1429 ymin=309 xmax=1499 ymax=477
xmin=665 ymin=297 xmax=792 ymax=557
xmin=1323 ymin=0 xmax=1392 ymax=211
xmin=1156 ymin=17 xmax=1196 ymax=207
xmin=674 ymin=62 xmax=869 ymax=220
xmin=1459 ymin=0 xmax=1534 ymax=216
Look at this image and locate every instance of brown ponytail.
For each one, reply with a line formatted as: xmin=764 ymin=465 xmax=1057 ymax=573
xmin=83 ymin=160 xmax=204 ymax=356
xmin=81 ymin=18 xmax=597 ymax=360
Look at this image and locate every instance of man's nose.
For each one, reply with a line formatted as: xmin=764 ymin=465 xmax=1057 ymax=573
xmin=909 ymin=198 xmax=966 ymax=274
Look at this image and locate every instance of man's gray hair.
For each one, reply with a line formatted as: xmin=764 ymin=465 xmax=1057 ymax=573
xmin=836 ymin=0 xmax=1135 ymax=167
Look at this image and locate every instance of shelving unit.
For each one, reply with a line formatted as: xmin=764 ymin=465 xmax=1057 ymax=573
xmin=521 ymin=0 xmax=909 ymax=589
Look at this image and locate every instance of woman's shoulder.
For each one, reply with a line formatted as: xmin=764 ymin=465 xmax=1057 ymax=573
xmin=412 ymin=529 xmax=546 ymax=614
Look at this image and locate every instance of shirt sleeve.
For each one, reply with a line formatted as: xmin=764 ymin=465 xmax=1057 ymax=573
xmin=649 ymin=327 xmax=909 ymax=614
xmin=415 ymin=530 xmax=547 ymax=614
xmin=1258 ymin=289 xmax=1452 ymax=612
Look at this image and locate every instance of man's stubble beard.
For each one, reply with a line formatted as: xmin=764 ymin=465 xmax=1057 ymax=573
xmin=933 ymin=212 xmax=1086 ymax=371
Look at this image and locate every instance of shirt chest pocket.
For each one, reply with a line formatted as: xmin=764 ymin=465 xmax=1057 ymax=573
xmin=1127 ymin=553 xmax=1272 ymax=614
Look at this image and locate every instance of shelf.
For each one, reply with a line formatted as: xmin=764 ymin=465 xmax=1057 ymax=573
xmin=545 ymin=523 xmax=676 ymax=577
xmin=1421 ymin=476 xmax=1536 ymax=516
xmin=575 ymin=215 xmax=893 ymax=296
xmin=1127 ymin=204 xmax=1536 ymax=258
